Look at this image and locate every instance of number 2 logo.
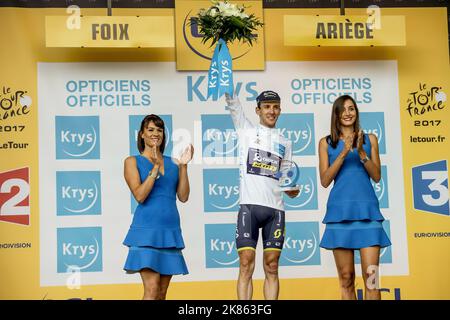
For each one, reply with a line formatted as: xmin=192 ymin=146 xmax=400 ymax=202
xmin=0 ymin=167 xmax=30 ymax=226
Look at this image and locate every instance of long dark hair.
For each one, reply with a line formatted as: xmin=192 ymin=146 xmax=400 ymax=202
xmin=137 ymin=114 xmax=166 ymax=154
xmin=327 ymin=95 xmax=363 ymax=148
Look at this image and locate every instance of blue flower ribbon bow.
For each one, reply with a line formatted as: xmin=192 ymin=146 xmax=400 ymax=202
xmin=207 ymin=39 xmax=234 ymax=100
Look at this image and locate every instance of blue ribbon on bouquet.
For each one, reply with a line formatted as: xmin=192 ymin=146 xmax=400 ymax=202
xmin=207 ymin=39 xmax=234 ymax=100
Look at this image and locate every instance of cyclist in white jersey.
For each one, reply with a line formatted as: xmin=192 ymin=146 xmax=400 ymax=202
xmin=225 ymin=91 xmax=299 ymax=300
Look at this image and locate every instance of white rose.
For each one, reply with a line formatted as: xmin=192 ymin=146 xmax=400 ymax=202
xmin=222 ymin=8 xmax=236 ymax=17
xmin=209 ymin=8 xmax=218 ymax=17
xmin=238 ymin=12 xmax=249 ymax=19
xmin=216 ymin=1 xmax=230 ymax=13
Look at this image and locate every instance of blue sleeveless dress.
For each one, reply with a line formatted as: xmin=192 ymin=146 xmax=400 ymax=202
xmin=123 ymin=155 xmax=188 ymax=275
xmin=319 ymin=135 xmax=391 ymax=249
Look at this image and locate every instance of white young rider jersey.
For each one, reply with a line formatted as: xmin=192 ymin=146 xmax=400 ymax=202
xmin=227 ymin=101 xmax=292 ymax=211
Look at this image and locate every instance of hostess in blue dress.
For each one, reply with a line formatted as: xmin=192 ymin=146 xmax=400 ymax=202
xmin=319 ymin=135 xmax=391 ymax=249
xmin=123 ymin=155 xmax=188 ymax=275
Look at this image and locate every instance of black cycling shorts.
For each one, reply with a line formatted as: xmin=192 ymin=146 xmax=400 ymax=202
xmin=235 ymin=204 xmax=285 ymax=252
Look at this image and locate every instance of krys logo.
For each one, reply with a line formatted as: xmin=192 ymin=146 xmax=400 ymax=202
xmin=280 ymin=222 xmax=320 ymax=266
xmin=56 ymin=171 xmax=101 ymax=216
xmin=359 ymin=112 xmax=386 ymax=154
xmin=205 ymin=224 xmax=239 ymax=268
xmin=183 ymin=11 xmax=255 ymax=61
xmin=201 ymin=114 xmax=238 ymax=157
xmin=55 ymin=116 xmax=100 ymax=159
xmin=57 ymin=227 xmax=102 ymax=273
xmin=129 ymin=115 xmax=173 ymax=156
xmin=0 ymin=85 xmax=31 ymax=121
xmin=277 ymin=114 xmax=315 ymax=156
xmin=203 ymin=168 xmax=239 ymax=212
xmin=412 ymin=160 xmax=449 ymax=216
xmin=406 ymin=83 xmax=446 ymax=118
xmin=187 ymin=76 xmax=258 ymax=102
xmin=371 ymin=165 xmax=389 ymax=208
xmin=0 ymin=167 xmax=30 ymax=226
xmin=284 ymin=167 xmax=318 ymax=211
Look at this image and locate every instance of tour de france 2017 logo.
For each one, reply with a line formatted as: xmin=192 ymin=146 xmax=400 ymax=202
xmin=182 ymin=11 xmax=253 ymax=61
xmin=203 ymin=168 xmax=240 ymax=213
xmin=277 ymin=114 xmax=315 ymax=156
xmin=56 ymin=171 xmax=102 ymax=216
xmin=205 ymin=224 xmax=239 ymax=269
xmin=55 ymin=116 xmax=100 ymax=159
xmin=0 ymin=85 xmax=32 ymax=121
xmin=280 ymin=222 xmax=321 ymax=266
xmin=412 ymin=160 xmax=449 ymax=217
xmin=406 ymin=83 xmax=447 ymax=123
xmin=0 ymin=167 xmax=30 ymax=226
xmin=57 ymin=227 xmax=103 ymax=273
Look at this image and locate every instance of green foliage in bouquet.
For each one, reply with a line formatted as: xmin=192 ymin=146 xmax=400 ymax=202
xmin=193 ymin=0 xmax=264 ymax=47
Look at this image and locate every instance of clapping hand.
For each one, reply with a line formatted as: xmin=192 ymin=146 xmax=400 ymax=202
xmin=343 ymin=134 xmax=354 ymax=155
xmin=179 ymin=144 xmax=194 ymax=165
xmin=149 ymin=145 xmax=162 ymax=167
xmin=356 ymin=129 xmax=364 ymax=153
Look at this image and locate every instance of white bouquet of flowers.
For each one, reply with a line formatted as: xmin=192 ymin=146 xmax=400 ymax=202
xmin=193 ymin=1 xmax=263 ymax=99
xmin=195 ymin=0 xmax=263 ymax=47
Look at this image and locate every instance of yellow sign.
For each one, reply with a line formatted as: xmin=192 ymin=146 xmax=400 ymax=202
xmin=174 ymin=0 xmax=265 ymax=70
xmin=45 ymin=16 xmax=174 ymax=47
xmin=284 ymin=15 xmax=406 ymax=46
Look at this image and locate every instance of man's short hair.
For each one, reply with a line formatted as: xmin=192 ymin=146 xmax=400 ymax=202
xmin=256 ymin=90 xmax=281 ymax=107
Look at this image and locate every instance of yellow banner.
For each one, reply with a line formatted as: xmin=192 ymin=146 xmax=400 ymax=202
xmin=175 ymin=0 xmax=265 ymax=70
xmin=284 ymin=15 xmax=406 ymax=46
xmin=45 ymin=16 xmax=174 ymax=47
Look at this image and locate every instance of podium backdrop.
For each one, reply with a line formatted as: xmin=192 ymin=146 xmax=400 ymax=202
xmin=0 ymin=4 xmax=449 ymax=299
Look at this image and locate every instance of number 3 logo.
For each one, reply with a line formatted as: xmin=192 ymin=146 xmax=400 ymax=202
xmin=421 ymin=171 xmax=449 ymax=207
xmin=412 ymin=160 xmax=449 ymax=216
xmin=0 ymin=167 xmax=30 ymax=225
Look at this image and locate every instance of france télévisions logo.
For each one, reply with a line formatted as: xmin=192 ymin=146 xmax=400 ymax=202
xmin=55 ymin=116 xmax=100 ymax=159
xmin=56 ymin=171 xmax=102 ymax=216
xmin=0 ymin=167 xmax=30 ymax=226
xmin=57 ymin=227 xmax=103 ymax=273
xmin=412 ymin=160 xmax=449 ymax=216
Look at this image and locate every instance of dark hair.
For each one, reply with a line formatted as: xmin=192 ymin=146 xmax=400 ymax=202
xmin=137 ymin=114 xmax=166 ymax=154
xmin=327 ymin=95 xmax=363 ymax=148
